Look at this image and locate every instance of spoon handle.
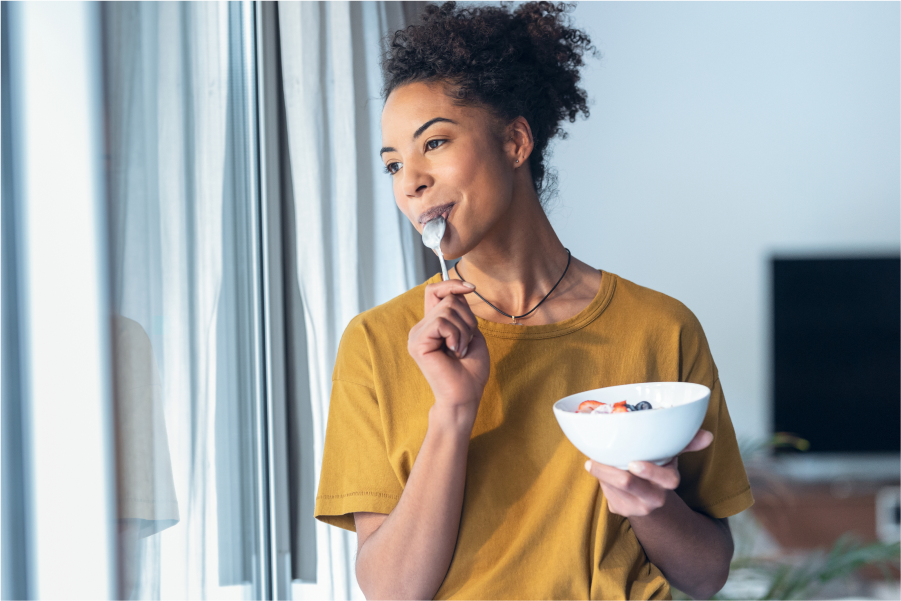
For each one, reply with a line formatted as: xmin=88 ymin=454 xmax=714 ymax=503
xmin=438 ymin=252 xmax=449 ymax=281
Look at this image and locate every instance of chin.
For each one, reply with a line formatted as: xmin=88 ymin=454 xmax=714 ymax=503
xmin=438 ymin=229 xmax=469 ymax=261
xmin=439 ymin=247 xmax=463 ymax=262
xmin=440 ymin=238 xmax=476 ymax=263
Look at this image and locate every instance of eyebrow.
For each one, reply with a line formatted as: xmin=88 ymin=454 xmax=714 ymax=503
xmin=380 ymin=117 xmax=457 ymax=156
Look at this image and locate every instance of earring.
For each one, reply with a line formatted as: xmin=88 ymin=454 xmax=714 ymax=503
xmin=515 ymin=159 xmax=519 ymax=163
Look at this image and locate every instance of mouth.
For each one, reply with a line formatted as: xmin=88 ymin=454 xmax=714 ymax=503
xmin=418 ymin=202 xmax=455 ymax=225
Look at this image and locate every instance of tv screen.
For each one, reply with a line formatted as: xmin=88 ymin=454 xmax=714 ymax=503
xmin=772 ymin=256 xmax=900 ymax=453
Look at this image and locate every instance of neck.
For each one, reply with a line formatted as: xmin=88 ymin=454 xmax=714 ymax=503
xmin=454 ymin=185 xmax=569 ymax=317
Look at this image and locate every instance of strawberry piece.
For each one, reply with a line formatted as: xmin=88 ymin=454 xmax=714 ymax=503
xmin=577 ymin=400 xmax=602 ymax=414
xmin=612 ymin=400 xmax=630 ymax=413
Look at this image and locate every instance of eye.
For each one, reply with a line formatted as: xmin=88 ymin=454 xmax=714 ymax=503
xmin=426 ymin=139 xmax=446 ymax=151
xmin=384 ymin=161 xmax=402 ymax=175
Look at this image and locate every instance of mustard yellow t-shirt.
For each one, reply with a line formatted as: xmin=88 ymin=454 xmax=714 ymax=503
xmin=315 ymin=271 xmax=753 ymax=600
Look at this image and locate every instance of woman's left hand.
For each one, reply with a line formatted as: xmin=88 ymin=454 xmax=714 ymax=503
xmin=585 ymin=429 xmax=713 ymax=517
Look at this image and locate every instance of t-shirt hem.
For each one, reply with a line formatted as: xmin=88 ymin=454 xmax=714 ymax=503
xmin=692 ymin=485 xmax=754 ymax=519
xmin=315 ymin=491 xmax=401 ymax=533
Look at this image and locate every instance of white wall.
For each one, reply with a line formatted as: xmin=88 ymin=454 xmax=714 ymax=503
xmin=548 ymin=2 xmax=900 ymax=441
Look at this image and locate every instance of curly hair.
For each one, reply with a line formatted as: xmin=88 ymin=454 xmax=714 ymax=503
xmin=382 ymin=1 xmax=597 ymax=206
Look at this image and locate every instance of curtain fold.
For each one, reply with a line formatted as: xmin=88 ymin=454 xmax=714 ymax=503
xmin=103 ymin=3 xmax=265 ymax=598
xmin=275 ymin=1 xmax=428 ymax=598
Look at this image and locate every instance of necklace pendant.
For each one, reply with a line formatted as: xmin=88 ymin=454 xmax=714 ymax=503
xmin=511 ymin=319 xmax=522 ymax=325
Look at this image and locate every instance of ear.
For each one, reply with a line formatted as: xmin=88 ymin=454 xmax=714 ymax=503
xmin=505 ymin=116 xmax=535 ymax=168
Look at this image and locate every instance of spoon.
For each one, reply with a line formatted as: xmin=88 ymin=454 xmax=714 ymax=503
xmin=421 ymin=216 xmax=449 ymax=281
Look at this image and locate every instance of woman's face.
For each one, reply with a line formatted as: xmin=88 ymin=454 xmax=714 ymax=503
xmin=380 ymin=81 xmax=518 ymax=260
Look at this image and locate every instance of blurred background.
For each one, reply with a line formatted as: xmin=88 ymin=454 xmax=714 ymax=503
xmin=2 ymin=1 xmax=899 ymax=600
xmin=552 ymin=4 xmax=900 ymax=598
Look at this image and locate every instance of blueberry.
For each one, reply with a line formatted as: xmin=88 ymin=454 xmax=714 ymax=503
xmin=625 ymin=404 xmax=637 ymax=412
xmin=635 ymin=401 xmax=653 ymax=411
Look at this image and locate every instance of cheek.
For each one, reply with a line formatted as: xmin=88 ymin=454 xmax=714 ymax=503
xmin=443 ymin=149 xmax=506 ymax=203
xmin=456 ymin=157 xmax=511 ymax=218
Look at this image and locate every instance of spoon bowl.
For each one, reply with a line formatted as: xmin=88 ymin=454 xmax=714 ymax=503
xmin=421 ymin=216 xmax=445 ymax=249
xmin=421 ymin=216 xmax=449 ymax=281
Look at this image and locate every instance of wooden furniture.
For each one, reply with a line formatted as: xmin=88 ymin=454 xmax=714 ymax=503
xmin=749 ymin=473 xmax=901 ymax=586
xmin=750 ymin=479 xmax=893 ymax=549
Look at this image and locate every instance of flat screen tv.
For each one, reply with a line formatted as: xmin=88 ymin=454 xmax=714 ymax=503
xmin=772 ymin=256 xmax=900 ymax=454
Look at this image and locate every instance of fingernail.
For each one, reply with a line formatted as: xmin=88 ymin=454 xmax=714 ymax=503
xmin=462 ymin=282 xmax=475 ymax=289
xmin=449 ymin=344 xmax=456 ymax=352
xmin=628 ymin=461 xmax=644 ymax=474
xmin=584 ymin=460 xmax=592 ymax=472
xmin=460 ymin=345 xmax=468 ymax=359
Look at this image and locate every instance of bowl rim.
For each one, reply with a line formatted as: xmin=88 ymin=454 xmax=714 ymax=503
xmin=553 ymin=381 xmax=711 ymax=414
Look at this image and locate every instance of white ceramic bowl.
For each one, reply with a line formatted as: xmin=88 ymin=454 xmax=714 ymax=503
xmin=553 ymin=382 xmax=710 ymax=469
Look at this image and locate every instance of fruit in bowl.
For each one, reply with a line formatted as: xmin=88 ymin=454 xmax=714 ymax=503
xmin=552 ymin=382 xmax=710 ymax=469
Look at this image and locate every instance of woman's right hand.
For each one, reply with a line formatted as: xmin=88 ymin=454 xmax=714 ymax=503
xmin=408 ymin=280 xmax=490 ymax=411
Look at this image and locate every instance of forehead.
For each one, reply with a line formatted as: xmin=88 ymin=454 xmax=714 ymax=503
xmin=381 ymin=81 xmax=482 ymax=143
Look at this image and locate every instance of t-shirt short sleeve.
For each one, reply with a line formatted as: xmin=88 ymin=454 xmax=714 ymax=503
xmin=314 ymin=317 xmax=404 ymax=532
xmin=673 ymin=310 xmax=754 ymax=519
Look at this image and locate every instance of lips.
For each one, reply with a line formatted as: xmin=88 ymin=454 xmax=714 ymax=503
xmin=418 ymin=202 xmax=455 ymax=225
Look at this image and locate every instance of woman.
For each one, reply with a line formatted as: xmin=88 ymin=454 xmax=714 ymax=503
xmin=315 ymin=3 xmax=753 ymax=599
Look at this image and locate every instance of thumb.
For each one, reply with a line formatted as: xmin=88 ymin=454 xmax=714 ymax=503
xmin=680 ymin=429 xmax=713 ymax=454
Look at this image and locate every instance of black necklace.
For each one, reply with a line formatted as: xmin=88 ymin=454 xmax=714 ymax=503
xmin=453 ymin=248 xmax=572 ymax=325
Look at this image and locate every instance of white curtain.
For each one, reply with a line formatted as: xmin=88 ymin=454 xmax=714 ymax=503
xmin=104 ymin=3 xmax=263 ymax=598
xmin=277 ymin=2 xmax=427 ymax=598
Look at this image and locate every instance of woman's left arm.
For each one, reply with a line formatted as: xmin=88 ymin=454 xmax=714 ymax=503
xmin=585 ymin=430 xmax=734 ymax=600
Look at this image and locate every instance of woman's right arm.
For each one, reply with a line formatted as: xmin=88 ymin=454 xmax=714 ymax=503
xmin=354 ymin=280 xmax=489 ymax=600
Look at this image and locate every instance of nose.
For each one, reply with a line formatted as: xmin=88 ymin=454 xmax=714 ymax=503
xmin=401 ymin=156 xmax=433 ymax=198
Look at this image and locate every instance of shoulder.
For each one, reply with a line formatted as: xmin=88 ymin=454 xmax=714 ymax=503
xmin=343 ymin=277 xmax=432 ymax=342
xmin=333 ymin=276 xmax=434 ymax=381
xmin=609 ymin=274 xmax=703 ymax=334
xmin=607 ymin=274 xmax=716 ymax=382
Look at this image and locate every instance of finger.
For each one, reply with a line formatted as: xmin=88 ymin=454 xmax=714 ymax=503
xmin=599 ymin=481 xmax=643 ymax=516
xmin=601 ymin=481 xmax=665 ymax=517
xmin=627 ymin=461 xmax=680 ymax=490
xmin=586 ymin=460 xmax=667 ymax=504
xmin=432 ymin=299 xmax=473 ymax=356
xmin=586 ymin=460 xmax=644 ymax=492
xmin=680 ymin=429 xmax=713 ymax=454
xmin=587 ymin=460 xmax=630 ymax=484
xmin=441 ymin=296 xmax=478 ymax=347
xmin=433 ymin=286 xmax=479 ymax=335
xmin=429 ymin=316 xmax=463 ymax=354
xmin=425 ymin=294 xmax=478 ymax=353
xmin=445 ymin=292 xmax=478 ymax=332
xmin=412 ymin=309 xmax=465 ymax=355
xmin=424 ymin=280 xmax=476 ymax=312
